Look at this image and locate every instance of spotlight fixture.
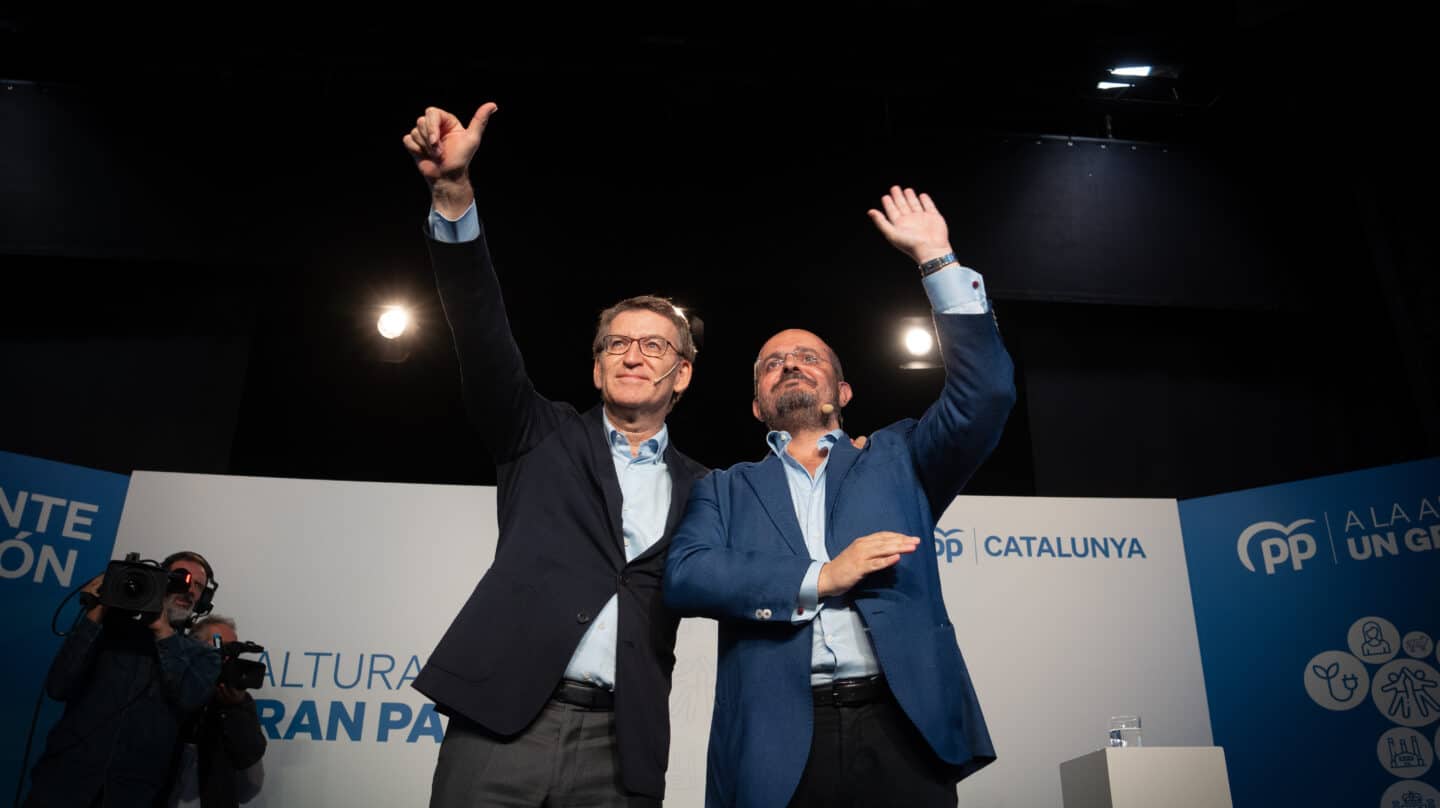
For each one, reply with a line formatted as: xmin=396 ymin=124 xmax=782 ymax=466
xmin=904 ymin=327 xmax=934 ymax=357
xmin=377 ymin=306 xmax=411 ymax=340
xmin=897 ymin=316 xmax=940 ymax=370
xmin=1097 ymin=81 xmax=1133 ymax=90
xmin=1108 ymin=66 xmax=1152 ymax=77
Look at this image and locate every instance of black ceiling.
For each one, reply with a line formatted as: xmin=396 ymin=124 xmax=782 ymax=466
xmin=2 ymin=5 xmax=1432 ymax=496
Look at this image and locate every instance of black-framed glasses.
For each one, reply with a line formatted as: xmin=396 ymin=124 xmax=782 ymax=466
xmin=757 ymin=349 xmax=829 ymax=374
xmin=599 ymin=334 xmax=677 ymax=358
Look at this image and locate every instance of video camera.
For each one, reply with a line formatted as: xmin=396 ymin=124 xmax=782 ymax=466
xmin=96 ymin=553 xmax=195 ymax=618
xmin=215 ymin=638 xmax=267 ymax=691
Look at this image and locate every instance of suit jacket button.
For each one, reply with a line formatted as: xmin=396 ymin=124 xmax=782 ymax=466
xmin=577 ymin=611 xmax=591 ymax=624
xmin=754 ymin=609 xmax=764 ymax=619
xmin=620 ymin=573 xmax=630 ymax=585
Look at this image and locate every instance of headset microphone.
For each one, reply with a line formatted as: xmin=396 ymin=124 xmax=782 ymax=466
xmin=653 ymin=361 xmax=683 ymax=385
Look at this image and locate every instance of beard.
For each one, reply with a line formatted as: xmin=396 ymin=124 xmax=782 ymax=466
xmin=759 ymin=377 xmax=833 ymax=433
xmin=164 ymin=599 xmax=194 ymax=627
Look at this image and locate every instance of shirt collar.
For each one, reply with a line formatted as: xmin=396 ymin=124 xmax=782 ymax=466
xmin=603 ymin=414 xmax=668 ymax=463
xmin=766 ymin=429 xmax=844 ymax=458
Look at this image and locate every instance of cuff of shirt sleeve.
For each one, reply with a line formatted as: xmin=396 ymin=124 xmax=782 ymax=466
xmin=792 ymin=561 xmax=823 ymax=623
xmin=923 ymin=263 xmax=990 ymax=314
xmin=427 ymin=201 xmax=480 ymax=243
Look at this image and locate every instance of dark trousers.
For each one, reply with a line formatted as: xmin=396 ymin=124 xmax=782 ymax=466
xmin=429 ymin=702 xmax=659 ymax=808
xmin=787 ymin=692 xmax=958 ymax=808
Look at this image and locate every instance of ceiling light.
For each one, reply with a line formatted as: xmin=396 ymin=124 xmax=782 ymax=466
xmin=377 ymin=306 xmax=410 ymax=340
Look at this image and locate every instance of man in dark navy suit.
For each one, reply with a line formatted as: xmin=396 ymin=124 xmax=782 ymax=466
xmin=403 ymin=102 xmax=707 ymax=808
xmin=666 ymin=187 xmax=1015 ymax=808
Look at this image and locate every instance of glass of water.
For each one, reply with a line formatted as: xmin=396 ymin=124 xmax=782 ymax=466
xmin=1107 ymin=715 xmax=1142 ymax=748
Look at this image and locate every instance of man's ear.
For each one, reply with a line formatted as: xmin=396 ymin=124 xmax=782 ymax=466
xmin=838 ymin=381 xmax=853 ymax=408
xmin=752 ymin=398 xmax=763 ymax=422
xmin=593 ymin=357 xmax=603 ymax=390
xmin=671 ymin=360 xmax=693 ymax=395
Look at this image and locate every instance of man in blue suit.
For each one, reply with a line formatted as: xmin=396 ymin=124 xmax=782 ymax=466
xmin=664 ymin=186 xmax=1015 ymax=808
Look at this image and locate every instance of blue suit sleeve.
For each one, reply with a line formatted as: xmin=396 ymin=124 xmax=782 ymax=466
xmin=664 ymin=474 xmax=815 ymax=622
xmin=909 ymin=312 xmax=1016 ymax=520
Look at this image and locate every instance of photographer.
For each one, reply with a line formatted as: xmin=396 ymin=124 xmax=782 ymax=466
xmin=167 ymin=616 xmax=266 ymax=808
xmin=24 ymin=552 xmax=221 ymax=808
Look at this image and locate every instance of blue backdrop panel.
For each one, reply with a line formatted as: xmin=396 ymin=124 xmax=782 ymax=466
xmin=0 ymin=451 xmax=129 ymax=802
xmin=1180 ymin=458 xmax=1440 ymax=808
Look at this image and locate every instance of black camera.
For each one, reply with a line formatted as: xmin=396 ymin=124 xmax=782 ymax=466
xmin=98 ymin=553 xmax=193 ymax=617
xmin=216 ymin=639 xmax=267 ymax=691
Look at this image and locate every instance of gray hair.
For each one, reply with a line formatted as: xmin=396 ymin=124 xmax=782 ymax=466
xmin=592 ymin=295 xmax=697 ymax=363
xmin=192 ymin=614 xmax=237 ymax=638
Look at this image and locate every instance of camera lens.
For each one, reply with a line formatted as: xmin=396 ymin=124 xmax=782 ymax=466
xmin=122 ymin=572 xmax=153 ymax=600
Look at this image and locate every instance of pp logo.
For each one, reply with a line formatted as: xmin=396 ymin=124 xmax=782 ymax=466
xmin=933 ymin=528 xmax=965 ymax=563
xmin=1237 ymin=518 xmax=1318 ymax=575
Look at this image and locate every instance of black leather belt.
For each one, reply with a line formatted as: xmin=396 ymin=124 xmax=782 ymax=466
xmin=552 ymin=679 xmax=615 ymax=710
xmin=812 ymin=675 xmax=889 ymax=707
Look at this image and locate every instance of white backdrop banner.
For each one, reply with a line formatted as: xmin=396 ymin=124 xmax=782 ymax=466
xmin=934 ymin=495 xmax=1214 ymax=806
xmin=115 ymin=473 xmax=1210 ymax=807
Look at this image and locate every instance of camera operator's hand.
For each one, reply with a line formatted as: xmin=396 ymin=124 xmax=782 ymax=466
xmin=81 ymin=574 xmax=105 ymax=624
xmin=216 ymin=684 xmax=248 ymax=706
xmin=149 ymin=608 xmax=176 ymax=640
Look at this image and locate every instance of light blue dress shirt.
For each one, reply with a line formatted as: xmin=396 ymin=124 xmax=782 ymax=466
xmin=428 ymin=202 xmax=482 ymax=244
xmin=562 ymin=418 xmax=671 ymax=688
xmin=431 ymin=207 xmax=672 ymax=690
xmin=783 ymin=263 xmax=990 ymax=684
xmin=769 ymin=428 xmax=887 ymax=685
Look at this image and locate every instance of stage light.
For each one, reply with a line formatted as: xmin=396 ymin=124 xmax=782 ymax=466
xmin=896 ymin=316 xmax=939 ymax=369
xmin=1097 ymin=81 xmax=1133 ymax=90
xmin=377 ymin=306 xmax=410 ymax=339
xmin=1109 ymin=66 xmax=1152 ymax=77
xmin=904 ymin=326 xmax=934 ymax=356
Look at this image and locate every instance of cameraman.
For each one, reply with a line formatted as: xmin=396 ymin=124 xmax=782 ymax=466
xmin=25 ymin=552 xmax=221 ymax=808
xmin=167 ymin=616 xmax=266 ymax=808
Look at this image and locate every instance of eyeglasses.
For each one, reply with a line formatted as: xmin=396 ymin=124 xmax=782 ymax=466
xmin=599 ymin=335 xmax=677 ymax=358
xmin=757 ymin=349 xmax=829 ymax=375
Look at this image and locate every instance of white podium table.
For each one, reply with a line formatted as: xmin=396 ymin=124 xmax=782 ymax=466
xmin=1059 ymin=747 xmax=1232 ymax=808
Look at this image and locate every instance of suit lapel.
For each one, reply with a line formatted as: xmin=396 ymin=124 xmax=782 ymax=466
xmin=824 ymin=434 xmax=862 ymax=559
xmin=582 ymin=405 xmax=626 ymax=560
xmin=659 ymin=445 xmax=698 ymax=542
xmin=740 ymin=455 xmax=810 ymax=558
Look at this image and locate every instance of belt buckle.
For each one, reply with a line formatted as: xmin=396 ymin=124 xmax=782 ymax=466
xmin=556 ymin=679 xmax=612 ymax=710
xmin=833 ymin=679 xmax=866 ymax=706
xmin=834 ymin=675 xmax=882 ymax=706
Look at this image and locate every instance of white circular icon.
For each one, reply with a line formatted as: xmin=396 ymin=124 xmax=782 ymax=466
xmin=1403 ymin=632 xmax=1436 ymax=659
xmin=1371 ymin=659 xmax=1440 ymax=728
xmin=1379 ymin=780 xmax=1440 ymax=808
xmin=1305 ymin=651 xmax=1371 ymax=711
xmin=1377 ymin=727 xmax=1433 ymax=778
xmin=1350 ymin=616 xmax=1401 ymax=664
